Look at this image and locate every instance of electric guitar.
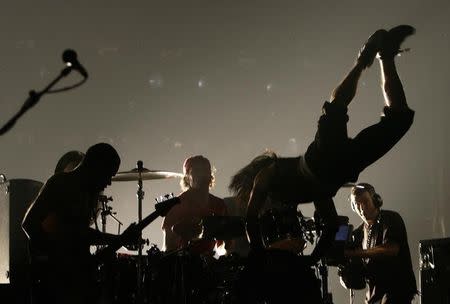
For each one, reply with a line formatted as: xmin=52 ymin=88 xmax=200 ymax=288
xmin=95 ymin=194 xmax=180 ymax=261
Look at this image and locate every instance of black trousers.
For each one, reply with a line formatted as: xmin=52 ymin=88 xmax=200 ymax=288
xmin=305 ymin=101 xmax=414 ymax=195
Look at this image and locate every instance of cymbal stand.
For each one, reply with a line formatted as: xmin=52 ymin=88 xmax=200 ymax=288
xmin=317 ymin=259 xmax=334 ymax=304
xmin=99 ymin=195 xmax=123 ymax=234
xmin=136 ymin=160 xmax=145 ymax=304
xmin=313 ymin=214 xmax=333 ymax=304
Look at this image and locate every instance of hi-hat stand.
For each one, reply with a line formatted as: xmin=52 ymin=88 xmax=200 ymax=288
xmin=317 ymin=259 xmax=334 ymax=304
xmin=136 ymin=160 xmax=145 ymax=304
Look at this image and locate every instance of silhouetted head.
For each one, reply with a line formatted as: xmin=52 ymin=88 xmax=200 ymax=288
xmin=79 ymin=143 xmax=121 ymax=192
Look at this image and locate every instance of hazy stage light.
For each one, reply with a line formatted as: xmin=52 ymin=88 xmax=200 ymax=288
xmin=148 ymin=74 xmax=164 ymax=88
xmin=198 ymin=77 xmax=207 ymax=88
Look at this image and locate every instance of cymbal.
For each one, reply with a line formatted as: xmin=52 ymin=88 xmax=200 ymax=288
xmin=112 ymin=168 xmax=183 ymax=182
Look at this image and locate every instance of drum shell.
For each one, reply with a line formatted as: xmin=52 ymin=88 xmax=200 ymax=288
xmin=259 ymin=208 xmax=306 ymax=254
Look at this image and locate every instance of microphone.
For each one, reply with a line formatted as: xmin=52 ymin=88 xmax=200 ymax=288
xmin=62 ymin=49 xmax=88 ymax=78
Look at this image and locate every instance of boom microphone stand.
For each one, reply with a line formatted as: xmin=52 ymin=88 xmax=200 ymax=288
xmin=0 ymin=49 xmax=88 ymax=136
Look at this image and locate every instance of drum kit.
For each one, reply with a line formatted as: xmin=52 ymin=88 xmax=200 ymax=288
xmin=96 ymin=163 xmax=249 ymax=304
xmin=96 ymin=162 xmax=331 ymax=304
xmin=97 ymin=162 xmax=185 ymax=304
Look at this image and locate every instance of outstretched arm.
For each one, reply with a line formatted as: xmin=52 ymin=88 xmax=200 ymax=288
xmin=86 ymin=227 xmax=122 ymax=245
xmin=345 ymin=242 xmax=399 ymax=259
xmin=346 ymin=210 xmax=406 ymax=259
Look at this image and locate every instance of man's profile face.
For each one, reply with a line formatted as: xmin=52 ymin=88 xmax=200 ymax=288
xmin=351 ymin=191 xmax=378 ymax=222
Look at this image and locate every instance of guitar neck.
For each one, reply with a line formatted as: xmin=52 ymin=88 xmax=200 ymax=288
xmin=136 ymin=195 xmax=180 ymax=231
xmin=136 ymin=211 xmax=160 ymax=232
xmin=96 ymin=213 xmax=158 ymax=259
xmin=96 ymin=196 xmax=179 ymax=258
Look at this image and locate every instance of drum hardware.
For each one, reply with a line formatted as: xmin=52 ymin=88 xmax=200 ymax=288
xmin=311 ymin=215 xmax=354 ymax=304
xmin=135 ymin=160 xmax=145 ymax=304
xmin=99 ymin=194 xmax=123 ymax=234
xmin=316 ymin=259 xmax=335 ymax=304
xmin=300 ymin=216 xmax=316 ymax=245
xmin=124 ymin=238 xmax=150 ymax=251
xmin=259 ymin=207 xmax=307 ymax=254
xmin=110 ymin=161 xmax=183 ymax=304
xmin=111 ymin=168 xmax=183 ymax=182
xmin=200 ymin=216 xmax=246 ymax=240
xmin=307 ymin=213 xmax=334 ymax=304
xmin=96 ymin=195 xmax=180 ymax=304
xmin=150 ymin=248 xmax=244 ymax=304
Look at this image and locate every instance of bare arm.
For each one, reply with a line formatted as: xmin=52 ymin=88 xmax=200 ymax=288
xmin=86 ymin=227 xmax=121 ymax=245
xmin=22 ymin=203 xmax=48 ymax=242
xmin=162 ymin=227 xmax=180 ymax=252
xmin=22 ymin=184 xmax=57 ymax=245
xmin=345 ymin=242 xmax=400 ymax=259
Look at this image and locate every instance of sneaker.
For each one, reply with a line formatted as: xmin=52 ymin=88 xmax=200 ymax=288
xmin=379 ymin=25 xmax=416 ymax=59
xmin=356 ymin=29 xmax=388 ymax=69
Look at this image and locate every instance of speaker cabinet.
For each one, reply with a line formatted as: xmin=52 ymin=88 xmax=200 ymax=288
xmin=0 ymin=178 xmax=43 ymax=303
xmin=419 ymin=237 xmax=450 ymax=304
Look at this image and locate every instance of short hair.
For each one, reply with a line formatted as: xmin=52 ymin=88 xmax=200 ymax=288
xmin=54 ymin=150 xmax=85 ymax=173
xmin=229 ymin=151 xmax=277 ymax=205
xmin=82 ymin=143 xmax=120 ymax=174
xmin=351 ymin=182 xmax=383 ymax=208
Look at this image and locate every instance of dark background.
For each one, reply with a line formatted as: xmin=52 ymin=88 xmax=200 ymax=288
xmin=1 ymin=1 xmax=449 ymax=303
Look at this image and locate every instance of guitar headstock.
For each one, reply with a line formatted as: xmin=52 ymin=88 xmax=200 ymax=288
xmin=155 ymin=193 xmax=180 ymax=216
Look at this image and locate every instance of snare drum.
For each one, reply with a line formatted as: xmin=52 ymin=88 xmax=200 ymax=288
xmin=259 ymin=207 xmax=306 ymax=254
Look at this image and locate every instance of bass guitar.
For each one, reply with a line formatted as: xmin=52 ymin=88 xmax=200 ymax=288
xmin=95 ymin=194 xmax=180 ymax=261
